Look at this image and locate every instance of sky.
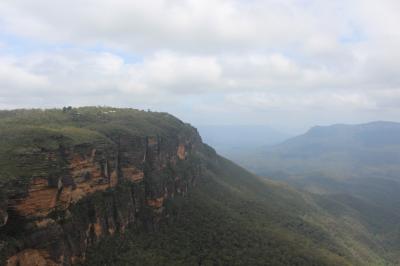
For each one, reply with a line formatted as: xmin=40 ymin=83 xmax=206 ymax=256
xmin=1 ymin=0 xmax=400 ymax=133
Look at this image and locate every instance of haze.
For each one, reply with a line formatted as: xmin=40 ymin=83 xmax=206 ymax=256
xmin=1 ymin=0 xmax=400 ymax=133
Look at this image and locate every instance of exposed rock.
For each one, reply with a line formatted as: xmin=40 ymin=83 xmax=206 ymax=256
xmin=6 ymin=249 xmax=55 ymax=266
xmin=1 ymin=133 xmax=202 ymax=265
xmin=147 ymin=197 xmax=165 ymax=208
xmin=177 ymin=144 xmax=186 ymax=160
xmin=12 ymin=177 xmax=59 ymax=218
xmin=122 ymin=167 xmax=144 ymax=182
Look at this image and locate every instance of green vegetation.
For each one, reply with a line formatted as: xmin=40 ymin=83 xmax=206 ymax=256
xmin=238 ymin=121 xmax=400 ymax=181
xmin=83 ymin=147 xmax=391 ymax=265
xmin=0 ymin=106 xmax=194 ymax=182
xmin=1 ymin=109 xmax=397 ymax=265
xmin=234 ymin=121 xmax=400 ymax=264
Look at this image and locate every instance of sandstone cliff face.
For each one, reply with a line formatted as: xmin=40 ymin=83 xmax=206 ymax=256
xmin=1 ymin=129 xmax=203 ymax=266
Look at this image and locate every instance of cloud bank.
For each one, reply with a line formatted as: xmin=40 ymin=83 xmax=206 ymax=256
xmin=0 ymin=0 xmax=400 ymax=132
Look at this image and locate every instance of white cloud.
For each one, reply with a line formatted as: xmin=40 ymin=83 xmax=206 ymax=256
xmin=0 ymin=56 xmax=49 ymax=94
xmin=1 ymin=0 xmax=400 ymax=130
xmin=0 ymin=0 xmax=349 ymax=53
xmin=131 ymin=52 xmax=222 ymax=94
xmin=226 ymin=91 xmax=376 ymax=111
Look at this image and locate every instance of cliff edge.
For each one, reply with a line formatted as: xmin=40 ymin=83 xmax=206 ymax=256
xmin=0 ymin=107 xmax=205 ymax=266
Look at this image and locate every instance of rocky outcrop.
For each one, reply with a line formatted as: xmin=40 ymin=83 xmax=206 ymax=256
xmin=7 ymin=249 xmax=56 ymax=266
xmin=1 ymin=130 xmax=203 ymax=265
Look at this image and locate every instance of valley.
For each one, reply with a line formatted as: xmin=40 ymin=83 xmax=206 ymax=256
xmin=0 ymin=109 xmax=398 ymax=265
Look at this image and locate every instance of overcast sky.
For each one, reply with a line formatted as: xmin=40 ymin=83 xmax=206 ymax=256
xmin=1 ymin=0 xmax=400 ymax=133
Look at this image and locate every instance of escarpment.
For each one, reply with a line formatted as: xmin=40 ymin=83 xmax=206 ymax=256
xmin=0 ymin=107 xmax=205 ymax=266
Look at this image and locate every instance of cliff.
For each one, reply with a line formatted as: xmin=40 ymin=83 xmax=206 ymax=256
xmin=2 ymin=107 xmax=386 ymax=266
xmin=0 ymin=107 xmax=204 ymax=266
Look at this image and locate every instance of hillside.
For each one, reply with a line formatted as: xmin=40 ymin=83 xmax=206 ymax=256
xmin=240 ymin=121 xmax=400 ymax=181
xmin=83 ymin=154 xmax=396 ymax=266
xmin=0 ymin=109 xmax=395 ymax=265
xmin=235 ymin=121 xmax=400 ymax=264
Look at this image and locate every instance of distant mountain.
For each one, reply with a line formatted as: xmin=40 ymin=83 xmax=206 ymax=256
xmin=197 ymin=125 xmax=290 ymax=157
xmin=235 ymin=121 xmax=400 ymax=263
xmin=241 ymin=121 xmax=400 ymax=181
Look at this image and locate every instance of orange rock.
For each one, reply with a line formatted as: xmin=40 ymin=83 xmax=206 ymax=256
xmin=122 ymin=167 xmax=144 ymax=182
xmin=147 ymin=197 xmax=164 ymax=208
xmin=34 ymin=218 xmax=55 ymax=229
xmin=110 ymin=170 xmax=118 ymax=187
xmin=177 ymin=144 xmax=186 ymax=160
xmin=7 ymin=249 xmax=57 ymax=266
xmin=94 ymin=218 xmax=102 ymax=238
xmin=12 ymin=151 xmax=115 ymax=219
xmin=70 ymin=153 xmax=102 ymax=180
xmin=12 ymin=178 xmax=58 ymax=218
xmin=147 ymin=136 xmax=158 ymax=145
